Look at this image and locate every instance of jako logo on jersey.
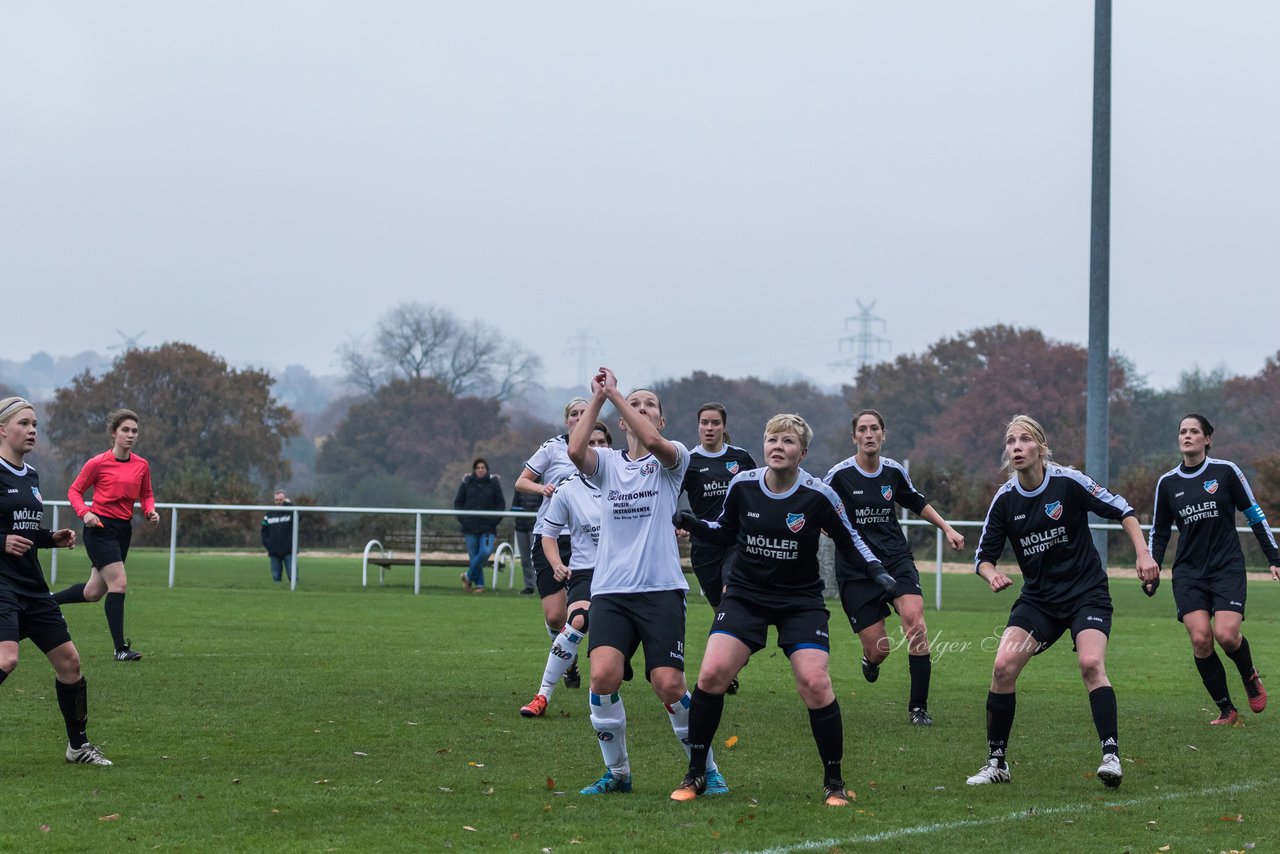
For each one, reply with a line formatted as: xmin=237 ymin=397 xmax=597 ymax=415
xmin=30 ymin=486 xmax=41 ymax=502
xmin=786 ymin=512 xmax=806 ymax=533
xmin=880 ymin=485 xmax=893 ymax=501
xmin=1045 ymin=501 xmax=1063 ymax=521
xmin=1204 ymin=479 xmax=1219 ymax=494
xmin=726 ymin=461 xmax=739 ymax=474
xmin=640 ymin=460 xmax=659 ymax=476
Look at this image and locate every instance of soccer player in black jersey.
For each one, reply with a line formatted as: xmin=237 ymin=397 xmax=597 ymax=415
xmin=680 ymin=403 xmax=756 ymax=694
xmin=1148 ymin=414 xmax=1280 ymax=725
xmin=670 ymin=414 xmax=894 ymax=807
xmin=0 ymin=397 xmax=112 ymax=766
xmin=967 ymin=415 xmax=1157 ymax=789
xmin=515 ymin=397 xmax=589 ymax=689
xmin=824 ymin=409 xmax=965 ymax=726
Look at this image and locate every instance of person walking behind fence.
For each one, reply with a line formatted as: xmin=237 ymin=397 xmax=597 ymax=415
xmin=512 ymin=486 xmax=541 ymax=595
xmin=261 ymin=489 xmax=297 ymax=584
xmin=1147 ymin=413 xmax=1280 ymax=726
xmin=51 ymin=408 xmax=160 ymax=662
xmin=0 ymin=396 xmax=113 ymax=765
xmin=454 ymin=458 xmax=505 ymax=594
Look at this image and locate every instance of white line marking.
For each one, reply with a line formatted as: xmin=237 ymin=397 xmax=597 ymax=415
xmin=742 ymin=778 xmax=1271 ymax=853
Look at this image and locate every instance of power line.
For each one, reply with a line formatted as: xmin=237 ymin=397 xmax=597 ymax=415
xmin=830 ymin=300 xmax=890 ymax=381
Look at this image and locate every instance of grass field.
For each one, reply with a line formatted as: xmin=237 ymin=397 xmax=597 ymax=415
xmin=3 ymin=550 xmax=1277 ymax=852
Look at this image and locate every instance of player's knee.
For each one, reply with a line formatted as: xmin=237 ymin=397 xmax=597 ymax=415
xmin=1213 ymin=627 xmax=1241 ymax=651
xmin=567 ymin=607 xmax=589 ymax=633
xmin=0 ymin=649 xmax=18 ymax=673
xmin=991 ymin=656 xmax=1021 ymax=688
xmin=650 ymin=669 xmax=687 ymax=703
xmin=1077 ymin=653 xmax=1105 ymax=683
xmin=1189 ymin=632 xmax=1214 ymax=657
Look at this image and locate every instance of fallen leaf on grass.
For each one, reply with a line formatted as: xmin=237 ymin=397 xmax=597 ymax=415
xmin=99 ymin=814 xmax=121 ymax=822
xmin=353 ymin=752 xmax=368 ymax=757
xmin=724 ymin=735 xmax=739 ymax=749
xmin=406 ymin=721 xmax=418 ymax=726
xmin=271 ymin=809 xmax=280 ymax=814
xmin=468 ymin=762 xmax=485 ymax=768
xmin=39 ymin=825 xmax=50 ymax=833
xmin=314 ymin=779 xmax=330 ymax=785
xmin=438 ymin=787 xmax=453 ymax=792
xmin=1146 ymin=821 xmax=1158 ymax=830
xmin=1159 ymin=846 xmax=1170 ymax=852
xmin=1187 ymin=744 xmax=1198 ymax=751
xmin=546 ymin=777 xmax=556 ymax=790
xmin=232 ymin=779 xmax=240 ymax=785
xmin=483 ymin=787 xmax=495 ymax=796
xmin=463 ymin=826 xmax=477 ymax=832
xmin=1219 ymin=814 xmax=1245 ymax=823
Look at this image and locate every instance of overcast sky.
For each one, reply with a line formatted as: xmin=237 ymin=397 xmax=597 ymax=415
xmin=3 ymin=2 xmax=1276 ymax=395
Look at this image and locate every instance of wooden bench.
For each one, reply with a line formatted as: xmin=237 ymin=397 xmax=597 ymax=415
xmin=361 ymin=531 xmax=514 ymax=589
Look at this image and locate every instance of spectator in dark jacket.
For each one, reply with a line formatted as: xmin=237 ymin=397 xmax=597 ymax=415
xmin=512 ymin=487 xmax=542 ymax=594
xmin=454 ymin=459 xmax=505 ymax=594
xmin=261 ymin=489 xmax=297 ymax=583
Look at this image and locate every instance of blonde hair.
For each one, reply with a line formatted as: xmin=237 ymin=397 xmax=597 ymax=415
xmin=0 ymin=396 xmax=34 ymax=425
xmin=1001 ymin=414 xmax=1053 ymax=477
xmin=563 ymin=397 xmax=589 ymax=421
xmin=764 ymin=413 xmax=813 ymax=450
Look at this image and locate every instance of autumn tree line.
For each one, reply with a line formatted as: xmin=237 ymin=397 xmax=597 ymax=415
xmin=16 ymin=305 xmax=1280 ymax=562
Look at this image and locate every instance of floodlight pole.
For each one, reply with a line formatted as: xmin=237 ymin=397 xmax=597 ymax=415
xmin=1086 ymin=0 xmax=1112 ymax=566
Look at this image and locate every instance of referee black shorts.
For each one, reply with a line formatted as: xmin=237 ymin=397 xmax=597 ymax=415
xmin=83 ymin=516 xmax=133 ymax=568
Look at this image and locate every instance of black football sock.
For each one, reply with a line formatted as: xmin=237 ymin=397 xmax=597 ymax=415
xmin=1088 ymin=685 xmax=1119 ymax=756
xmin=1194 ymin=653 xmax=1234 ymax=712
xmin=1224 ymin=636 xmax=1256 ymax=682
xmin=56 ymin=676 xmax=89 ymax=748
xmin=986 ymin=691 xmax=1016 ymax=764
xmin=52 ymin=584 xmax=87 ymax=605
xmin=686 ymin=686 xmax=725 ymax=778
xmin=808 ymin=699 xmax=844 ymax=786
xmin=908 ymin=653 xmax=931 ymax=709
xmin=104 ymin=592 xmax=126 ymax=650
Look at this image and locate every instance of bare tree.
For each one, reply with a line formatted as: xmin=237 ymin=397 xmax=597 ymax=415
xmin=340 ymin=303 xmax=542 ymax=401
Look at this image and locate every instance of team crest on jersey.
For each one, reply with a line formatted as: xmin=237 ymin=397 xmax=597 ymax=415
xmin=1045 ymin=501 xmax=1063 ymax=521
xmin=640 ymin=460 xmax=659 ymax=476
xmin=31 ymin=486 xmax=41 ymax=502
xmin=1204 ymin=479 xmax=1219 ymax=494
xmin=726 ymin=461 xmax=740 ymax=475
xmin=786 ymin=512 xmax=806 ymax=533
xmin=881 ymin=485 xmax=893 ymax=501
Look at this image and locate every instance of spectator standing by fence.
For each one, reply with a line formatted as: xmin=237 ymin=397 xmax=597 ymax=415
xmin=261 ymin=489 xmax=297 ymax=584
xmin=454 ymin=458 xmax=505 ymax=594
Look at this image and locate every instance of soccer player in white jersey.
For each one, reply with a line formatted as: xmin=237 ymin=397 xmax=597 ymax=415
xmin=520 ymin=422 xmax=612 ymax=718
xmin=567 ymin=367 xmax=725 ymax=796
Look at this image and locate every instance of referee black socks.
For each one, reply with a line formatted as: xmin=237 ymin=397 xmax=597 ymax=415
xmin=105 ymin=592 xmax=127 ymax=651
